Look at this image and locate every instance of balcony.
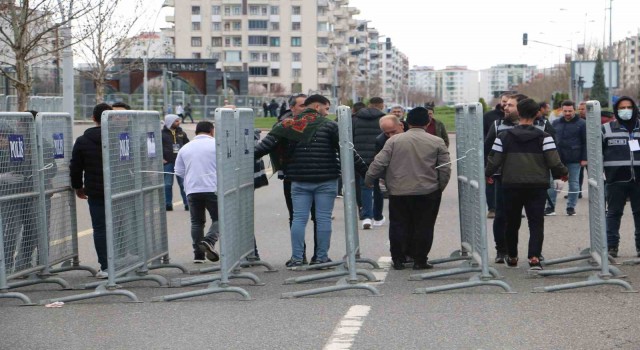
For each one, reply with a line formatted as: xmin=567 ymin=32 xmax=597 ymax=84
xmin=162 ymin=0 xmax=174 ymax=7
xmin=165 ymin=15 xmax=175 ymax=23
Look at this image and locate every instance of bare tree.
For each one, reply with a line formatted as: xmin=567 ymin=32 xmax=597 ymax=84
xmin=74 ymin=0 xmax=143 ymax=103
xmin=0 ymin=0 xmax=91 ymax=110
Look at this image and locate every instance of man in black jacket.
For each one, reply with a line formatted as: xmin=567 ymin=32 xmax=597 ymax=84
xmin=161 ymin=114 xmax=189 ymax=211
xmin=483 ymin=93 xmax=509 ymax=218
xmin=353 ymin=97 xmax=386 ymax=229
xmin=70 ymin=103 xmax=113 ymax=278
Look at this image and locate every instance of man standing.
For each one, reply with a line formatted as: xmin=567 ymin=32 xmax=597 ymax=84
xmin=161 ymin=114 xmax=189 ymax=211
xmin=366 ymin=107 xmax=451 ymax=270
xmin=175 ymin=102 xmax=185 ymax=119
xmin=389 ymin=105 xmax=405 ymax=120
xmin=70 ymin=103 xmax=113 ymax=278
xmin=426 ymin=106 xmax=449 ymax=147
xmin=602 ymin=96 xmax=640 ymax=258
xmin=485 ymin=98 xmax=567 ymax=270
xmin=549 ymin=100 xmax=587 ymax=216
xmin=174 ymin=121 xmax=220 ymax=263
xmin=353 ymin=97 xmax=386 ymax=229
xmin=483 ymin=93 xmax=509 ymax=219
xmin=183 ymin=103 xmax=194 ymax=123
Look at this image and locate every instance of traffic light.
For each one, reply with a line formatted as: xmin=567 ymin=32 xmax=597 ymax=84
xmin=522 ymin=33 xmax=528 ymax=46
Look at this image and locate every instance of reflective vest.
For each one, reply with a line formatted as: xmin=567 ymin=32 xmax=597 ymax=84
xmin=601 ymin=120 xmax=640 ymax=183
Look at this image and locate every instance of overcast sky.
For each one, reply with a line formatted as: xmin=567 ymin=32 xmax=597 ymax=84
xmin=141 ymin=0 xmax=639 ymax=71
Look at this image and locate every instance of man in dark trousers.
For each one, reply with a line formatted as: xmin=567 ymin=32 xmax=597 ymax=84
xmin=485 ymin=98 xmax=567 ymax=270
xmin=483 ymin=92 xmax=509 ymax=219
xmin=161 ymin=114 xmax=189 ymax=211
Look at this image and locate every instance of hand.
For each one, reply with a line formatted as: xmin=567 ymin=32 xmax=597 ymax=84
xmin=486 ymin=176 xmax=494 ymax=185
xmin=163 ymin=159 xmax=168 ymax=164
xmin=560 ymin=175 xmax=569 ymax=182
xmin=0 ymin=172 xmax=24 ymax=184
xmin=580 ymin=160 xmax=588 ymax=167
xmin=75 ymin=188 xmax=88 ymax=199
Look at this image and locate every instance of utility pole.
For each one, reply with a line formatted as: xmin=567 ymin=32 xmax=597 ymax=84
xmin=57 ymin=0 xmax=74 ymax=118
xmin=143 ymin=53 xmax=148 ymax=110
xmin=607 ymin=0 xmax=613 ymax=108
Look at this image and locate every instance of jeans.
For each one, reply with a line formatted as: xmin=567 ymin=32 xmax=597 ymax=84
xmin=88 ymin=196 xmax=108 ymax=270
xmin=492 ymin=176 xmax=507 ymax=254
xmin=164 ymin=162 xmax=187 ymax=208
xmin=290 ymin=179 xmax=337 ymax=262
xmin=283 ymin=180 xmax=318 ymax=260
xmin=373 ymin=180 xmax=384 ymax=221
xmin=606 ymin=181 xmax=640 ymax=251
xmin=503 ymin=188 xmax=547 ymax=259
xmin=187 ymin=193 xmax=220 ymax=254
xmin=548 ymin=162 xmax=580 ymax=210
xmin=486 ymin=181 xmax=496 ymax=211
xmin=359 ymin=175 xmax=374 ymax=219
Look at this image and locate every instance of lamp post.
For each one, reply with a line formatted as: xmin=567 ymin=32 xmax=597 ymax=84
xmin=607 ymin=0 xmax=613 ymax=108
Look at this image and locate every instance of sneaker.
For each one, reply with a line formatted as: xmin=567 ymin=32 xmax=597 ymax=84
xmin=361 ymin=218 xmax=372 ymax=229
xmin=566 ymin=207 xmax=576 ymax=216
xmin=487 ymin=209 xmax=496 ymax=219
xmin=528 ymin=257 xmax=543 ymax=271
xmin=412 ymin=262 xmax=434 ymax=270
xmin=373 ymin=216 xmax=386 ymax=227
xmin=608 ymin=247 xmax=618 ymax=258
xmin=95 ymin=270 xmax=108 ymax=279
xmin=309 ymin=258 xmax=333 ymax=265
xmin=505 ymin=256 xmax=518 ymax=268
xmin=494 ymin=252 xmax=506 ymax=264
xmin=193 ymin=252 xmax=206 ymax=264
xmin=392 ymin=260 xmax=405 ymax=270
xmin=544 ymin=207 xmax=556 ymax=216
xmin=165 ymin=205 xmax=173 ymax=211
xmin=285 ymin=258 xmax=303 ymax=269
xmin=184 ymin=205 xmax=189 ymax=211
xmin=246 ymin=254 xmax=261 ymax=262
xmin=336 ymin=194 xmax=343 ymax=198
xmin=198 ymin=240 xmax=220 ymax=262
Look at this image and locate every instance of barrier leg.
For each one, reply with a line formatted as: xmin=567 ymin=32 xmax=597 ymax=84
xmin=541 ymin=252 xmax=590 ymax=267
xmin=49 ymin=259 xmax=98 ymax=276
xmin=0 ymin=290 xmax=34 ymax=305
xmin=284 ymin=268 xmax=377 ymax=285
xmin=239 ymin=260 xmax=278 ymax=272
xmin=281 ymin=277 xmax=381 ymax=299
xmin=414 ymin=274 xmax=516 ymax=294
xmin=152 ymin=281 xmax=251 ymax=302
xmin=622 ymin=258 xmax=640 ymax=266
xmin=77 ymin=271 xmax=168 ymax=289
xmin=409 ymin=261 xmax=479 ymax=281
xmin=533 ymin=274 xmax=636 ymax=293
xmin=428 ymin=249 xmax=472 ymax=265
xmin=171 ymin=272 xmax=262 ymax=288
xmin=147 ymin=260 xmax=190 ymax=274
xmin=8 ymin=275 xmax=71 ymax=290
xmin=39 ymin=284 xmax=140 ymax=304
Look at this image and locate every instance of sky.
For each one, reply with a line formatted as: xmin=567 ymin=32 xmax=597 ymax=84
xmin=140 ymin=0 xmax=639 ymax=71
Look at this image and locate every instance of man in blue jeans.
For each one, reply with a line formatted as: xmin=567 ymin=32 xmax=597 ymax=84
xmin=174 ymin=121 xmax=220 ymax=263
xmin=549 ymin=100 xmax=587 ymax=216
xmin=161 ymin=114 xmax=189 ymax=211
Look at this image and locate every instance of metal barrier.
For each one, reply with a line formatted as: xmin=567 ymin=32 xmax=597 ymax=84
xmin=40 ymin=111 xmax=171 ymax=305
xmin=533 ymin=101 xmax=635 ymax=292
xmin=154 ymin=108 xmax=263 ymax=302
xmin=36 ymin=113 xmax=95 ymax=277
xmin=281 ymin=106 xmax=380 ymax=299
xmin=410 ymin=103 xmax=514 ymax=294
xmin=0 ymin=113 xmax=69 ymax=305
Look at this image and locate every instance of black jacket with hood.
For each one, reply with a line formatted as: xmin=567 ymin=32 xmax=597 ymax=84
xmin=70 ymin=126 xmax=105 ymax=197
xmin=601 ymin=96 xmax=640 ymax=184
xmin=353 ymin=107 xmax=385 ymax=164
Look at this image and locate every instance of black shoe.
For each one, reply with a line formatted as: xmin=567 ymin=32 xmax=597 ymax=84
xmin=566 ymin=207 xmax=576 ymax=216
xmin=392 ymin=260 xmax=405 ymax=270
xmin=608 ymin=247 xmax=618 ymax=258
xmin=285 ymin=258 xmax=303 ymax=269
xmin=506 ymin=256 xmax=518 ymax=268
xmin=564 ymin=195 xmax=568 ymax=199
xmin=246 ymin=254 xmax=261 ymax=262
xmin=310 ymin=258 xmax=333 ymax=265
xmin=578 ymin=193 xmax=583 ymax=199
xmin=184 ymin=205 xmax=189 ymax=211
xmin=528 ymin=257 xmax=543 ymax=271
xmin=193 ymin=252 xmax=206 ymax=264
xmin=166 ymin=206 xmax=173 ymax=211
xmin=412 ymin=262 xmax=434 ymax=270
xmin=494 ymin=252 xmax=506 ymax=264
xmin=198 ymin=240 xmax=219 ymax=262
xmin=544 ymin=207 xmax=556 ymax=216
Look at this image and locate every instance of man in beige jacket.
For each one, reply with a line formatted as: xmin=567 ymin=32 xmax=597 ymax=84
xmin=365 ymin=107 xmax=451 ymax=270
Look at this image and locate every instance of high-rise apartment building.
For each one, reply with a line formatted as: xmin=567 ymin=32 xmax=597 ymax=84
xmin=612 ymin=31 xmax=640 ymax=94
xmin=479 ymin=64 xmax=537 ymax=102
xmin=409 ymin=66 xmax=437 ymax=97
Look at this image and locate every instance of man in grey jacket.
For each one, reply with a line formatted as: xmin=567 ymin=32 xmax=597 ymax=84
xmin=365 ymin=107 xmax=451 ymax=270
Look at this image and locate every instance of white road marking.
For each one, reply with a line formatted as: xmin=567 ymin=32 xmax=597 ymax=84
xmin=323 ymin=305 xmax=371 ymax=350
xmin=369 ymin=256 xmax=391 ymax=285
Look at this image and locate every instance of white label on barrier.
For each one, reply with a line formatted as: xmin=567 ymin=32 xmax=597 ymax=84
xmin=630 ymin=139 xmax=640 ymax=152
xmin=147 ymin=132 xmax=156 ymax=158
xmin=53 ymin=133 xmax=64 ymax=159
xmin=119 ymin=133 xmax=130 ymax=161
xmin=9 ymin=134 xmax=24 ymax=162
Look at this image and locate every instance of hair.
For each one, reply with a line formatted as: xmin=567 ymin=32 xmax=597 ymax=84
xmin=303 ymin=94 xmax=330 ymax=106
xmin=26 ymin=110 xmax=38 ymax=119
xmin=379 ymin=114 xmax=402 ymax=127
xmin=111 ymin=101 xmax=131 ymax=110
xmin=517 ymin=98 xmax=539 ymax=119
xmin=389 ymin=104 xmax=404 ymax=111
xmin=369 ymin=97 xmax=384 ymax=105
xmin=538 ymin=102 xmax=549 ymax=110
xmin=352 ymin=102 xmax=366 ymax=114
xmin=195 ymin=121 xmax=214 ymax=134
xmin=578 ymin=101 xmax=587 ymax=106
xmin=561 ymin=100 xmax=575 ymax=108
xmin=92 ymin=103 xmax=113 ymax=123
xmin=406 ymin=107 xmax=429 ymax=126
xmin=508 ymin=94 xmax=528 ymax=103
xmin=288 ymin=93 xmax=307 ymax=108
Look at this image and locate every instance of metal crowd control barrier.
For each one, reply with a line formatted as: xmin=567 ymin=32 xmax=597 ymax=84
xmin=0 ymin=113 xmax=69 ymax=305
xmin=37 ymin=113 xmax=95 ymax=277
xmin=155 ymin=108 xmax=264 ymax=302
xmin=40 ymin=111 xmax=172 ymax=305
xmin=410 ymin=103 xmax=514 ymax=294
xmin=281 ymin=106 xmax=380 ymax=299
xmin=533 ymin=101 xmax=635 ymax=292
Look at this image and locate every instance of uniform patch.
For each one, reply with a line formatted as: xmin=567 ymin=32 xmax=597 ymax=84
xmin=608 ymin=139 xmax=627 ymax=146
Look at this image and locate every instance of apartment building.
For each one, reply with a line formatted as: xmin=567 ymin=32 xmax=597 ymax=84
xmin=612 ymin=31 xmax=640 ymax=94
xmin=408 ymin=65 xmax=478 ymax=106
xmin=409 ymin=66 xmax=437 ymax=97
xmin=479 ymin=64 xmax=537 ymax=102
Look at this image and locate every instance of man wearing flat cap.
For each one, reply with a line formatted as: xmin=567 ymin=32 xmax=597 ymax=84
xmin=365 ymin=107 xmax=451 ymax=270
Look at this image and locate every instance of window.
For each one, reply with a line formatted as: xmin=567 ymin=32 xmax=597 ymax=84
xmin=318 ymin=68 xmax=327 ymax=76
xmin=248 ymin=35 xmax=268 ymax=46
xmin=262 ymin=53 xmax=268 ymax=61
xmin=292 ymin=53 xmax=301 ymax=62
xmin=224 ymin=22 xmax=230 ymax=31
xmin=270 ymin=6 xmax=279 ymax=15
xmin=292 ymin=6 xmax=301 ymax=15
xmin=271 ymin=22 xmax=279 ymax=31
xmin=224 ymin=6 xmax=230 ymax=16
xmin=232 ymin=21 xmax=241 ymax=30
xmin=224 ymin=37 xmax=230 ymax=47
xmin=317 ymin=37 xmax=328 ymax=47
xmin=192 ymin=6 xmax=200 ymax=15
xmin=249 ymin=5 xmax=260 ymax=15
xmin=270 ymin=37 xmax=280 ymax=47
xmin=249 ymin=67 xmax=268 ymax=76
xmin=250 ymin=52 xmax=260 ymax=62
xmin=318 ymin=7 xmax=326 ymax=16
xmin=317 ymin=54 xmax=328 ymax=63
xmin=292 ymin=22 xmax=301 ymax=31
xmin=192 ymin=22 xmax=201 ymax=31
xmin=211 ymin=37 xmax=222 ymax=47
xmin=232 ymin=36 xmax=242 ymax=46
xmin=192 ymin=52 xmax=201 ymax=59
xmin=271 ymin=69 xmax=280 ymax=77
xmin=291 ymin=37 xmax=302 ymax=47
xmin=248 ymin=20 xmax=268 ymax=30
xmin=292 ymin=68 xmax=301 ymax=77
xmin=212 ymin=5 xmax=220 ymax=15
xmin=212 ymin=22 xmax=221 ymax=31
xmin=317 ymin=22 xmax=328 ymax=32
xmin=270 ymin=53 xmax=279 ymax=61
xmin=232 ymin=5 xmax=241 ymax=15
xmin=225 ymin=51 xmax=241 ymax=62
xmin=191 ymin=37 xmax=202 ymax=47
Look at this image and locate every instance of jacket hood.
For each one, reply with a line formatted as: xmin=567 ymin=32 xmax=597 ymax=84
xmin=164 ymin=114 xmax=180 ymax=129
xmin=355 ymin=107 xmax=385 ymax=120
xmin=512 ymin=125 xmax=543 ymax=142
xmin=613 ymin=96 xmax=639 ymax=123
xmin=83 ymin=126 xmax=102 ymax=145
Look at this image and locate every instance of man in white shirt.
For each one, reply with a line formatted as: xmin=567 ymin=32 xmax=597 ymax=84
xmin=174 ymin=121 xmax=220 ymax=263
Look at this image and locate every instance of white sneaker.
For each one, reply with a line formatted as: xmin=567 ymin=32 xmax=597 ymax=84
xmin=95 ymin=270 xmax=108 ymax=279
xmin=373 ymin=216 xmax=386 ymax=227
xmin=361 ymin=218 xmax=372 ymax=229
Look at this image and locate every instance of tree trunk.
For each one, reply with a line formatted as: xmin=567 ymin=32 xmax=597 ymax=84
xmin=95 ymin=81 xmax=105 ymax=103
xmin=15 ymin=56 xmax=29 ymax=111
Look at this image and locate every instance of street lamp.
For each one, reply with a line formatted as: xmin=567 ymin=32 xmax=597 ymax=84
xmin=317 ymin=47 xmax=363 ymax=104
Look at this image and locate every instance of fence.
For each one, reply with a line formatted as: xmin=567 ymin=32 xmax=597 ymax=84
xmin=0 ymin=113 xmax=69 ymax=305
xmin=533 ymin=100 xmax=634 ymax=292
xmin=0 ymin=95 xmax=63 ymax=113
xmin=410 ymin=103 xmax=514 ymax=294
xmin=154 ymin=108 xmax=264 ymax=302
xmin=281 ymin=106 xmax=380 ymax=299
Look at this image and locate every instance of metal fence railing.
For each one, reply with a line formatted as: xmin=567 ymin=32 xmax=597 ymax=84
xmin=534 ymin=100 xmax=635 ymax=292
xmin=410 ymin=103 xmax=514 ymax=294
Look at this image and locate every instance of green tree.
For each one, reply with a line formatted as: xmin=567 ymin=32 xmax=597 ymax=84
xmin=478 ymin=98 xmax=488 ymax=112
xmin=591 ymin=50 xmax=608 ymax=107
xmin=553 ymin=92 xmax=570 ymax=109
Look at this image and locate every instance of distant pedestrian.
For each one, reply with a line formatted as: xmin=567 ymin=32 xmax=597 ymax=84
xmin=262 ymin=102 xmax=269 ymax=118
xmin=161 ymin=114 xmax=189 ymax=211
xmin=280 ymin=101 xmax=287 ymax=117
xmin=269 ymin=99 xmax=279 ymax=117
xmin=183 ymin=103 xmax=194 ymax=123
xmin=175 ymin=102 xmax=184 ymax=119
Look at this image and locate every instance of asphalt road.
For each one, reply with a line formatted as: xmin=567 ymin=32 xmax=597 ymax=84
xmin=1 ymin=122 xmax=640 ymax=349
